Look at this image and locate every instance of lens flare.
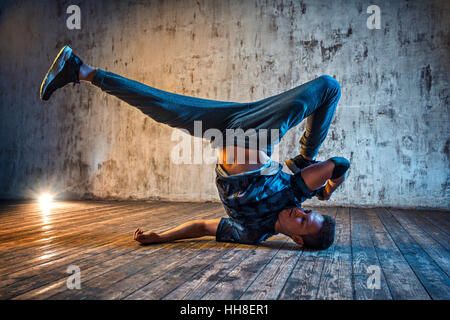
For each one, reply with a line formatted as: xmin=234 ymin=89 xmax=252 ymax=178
xmin=39 ymin=193 xmax=53 ymax=212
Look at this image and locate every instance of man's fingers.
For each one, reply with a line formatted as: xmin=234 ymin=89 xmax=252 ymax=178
xmin=134 ymin=228 xmax=142 ymax=239
xmin=134 ymin=228 xmax=147 ymax=242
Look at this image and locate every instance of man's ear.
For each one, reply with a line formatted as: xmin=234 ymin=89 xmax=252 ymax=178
xmin=291 ymin=234 xmax=304 ymax=246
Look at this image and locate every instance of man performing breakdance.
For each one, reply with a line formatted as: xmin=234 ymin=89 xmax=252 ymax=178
xmin=40 ymin=45 xmax=350 ymax=250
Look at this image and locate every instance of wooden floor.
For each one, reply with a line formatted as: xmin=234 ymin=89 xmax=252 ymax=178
xmin=0 ymin=201 xmax=449 ymax=300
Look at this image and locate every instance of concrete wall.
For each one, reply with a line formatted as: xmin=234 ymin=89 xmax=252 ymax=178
xmin=0 ymin=0 xmax=449 ymax=209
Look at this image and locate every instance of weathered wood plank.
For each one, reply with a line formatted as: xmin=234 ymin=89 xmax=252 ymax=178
xmin=14 ymin=241 xmax=191 ymax=300
xmin=4 ymin=205 xmax=224 ymax=299
xmin=3 ymin=211 xmax=220 ymax=299
xmin=0 ymin=203 xmax=144 ymax=243
xmin=44 ymin=204 xmax=224 ymax=301
xmin=239 ymin=236 xmax=302 ymax=300
xmin=200 ymin=243 xmax=284 ymax=300
xmin=1 ymin=201 xmax=449 ymax=301
xmin=420 ymin=210 xmax=450 ymax=232
xmin=50 ymin=240 xmax=212 ymax=299
xmin=0 ymin=201 xmax=112 ymax=221
xmin=121 ymin=241 xmax=235 ymax=300
xmin=0 ymin=203 xmax=151 ymax=258
xmin=0 ymin=204 xmax=141 ymax=261
xmin=0 ymin=203 xmax=174 ymax=276
xmin=389 ymin=208 xmax=450 ymax=277
xmin=366 ymin=208 xmax=430 ymax=299
xmin=376 ymin=208 xmax=450 ymax=300
xmin=0 ymin=201 xmax=212 ymax=260
xmin=316 ymin=207 xmax=354 ymax=300
xmin=350 ymin=208 xmax=392 ymax=300
xmin=410 ymin=211 xmax=450 ymax=250
xmin=162 ymin=244 xmax=256 ymax=300
xmin=197 ymin=230 xmax=301 ymax=301
xmin=275 ymin=207 xmax=340 ymax=300
xmin=0 ymin=202 xmax=128 ymax=231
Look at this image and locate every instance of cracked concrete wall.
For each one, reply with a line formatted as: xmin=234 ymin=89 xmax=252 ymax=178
xmin=0 ymin=0 xmax=449 ymax=208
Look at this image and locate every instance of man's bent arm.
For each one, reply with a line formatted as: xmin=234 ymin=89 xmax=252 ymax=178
xmin=134 ymin=218 xmax=221 ymax=244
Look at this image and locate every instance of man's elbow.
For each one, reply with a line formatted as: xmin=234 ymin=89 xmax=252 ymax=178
xmin=188 ymin=219 xmax=211 ymax=236
xmin=202 ymin=219 xmax=220 ymax=236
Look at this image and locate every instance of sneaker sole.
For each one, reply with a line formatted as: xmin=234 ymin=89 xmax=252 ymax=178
xmin=285 ymin=158 xmax=301 ymax=174
xmin=40 ymin=45 xmax=73 ymax=101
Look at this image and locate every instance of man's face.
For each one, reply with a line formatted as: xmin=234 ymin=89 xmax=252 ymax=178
xmin=279 ymin=207 xmax=324 ymax=236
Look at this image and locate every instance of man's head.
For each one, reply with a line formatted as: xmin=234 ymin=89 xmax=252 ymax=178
xmin=276 ymin=207 xmax=335 ymax=250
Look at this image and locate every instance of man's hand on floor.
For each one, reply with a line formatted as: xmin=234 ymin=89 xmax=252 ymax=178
xmin=134 ymin=228 xmax=161 ymax=244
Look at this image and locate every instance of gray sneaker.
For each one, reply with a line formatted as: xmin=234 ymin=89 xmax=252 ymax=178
xmin=40 ymin=45 xmax=83 ymax=101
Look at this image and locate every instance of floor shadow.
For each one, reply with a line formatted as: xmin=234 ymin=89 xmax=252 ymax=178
xmin=260 ymin=240 xmax=304 ymax=252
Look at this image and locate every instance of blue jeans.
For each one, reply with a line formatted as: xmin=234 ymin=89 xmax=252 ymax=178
xmin=92 ymin=70 xmax=341 ymax=158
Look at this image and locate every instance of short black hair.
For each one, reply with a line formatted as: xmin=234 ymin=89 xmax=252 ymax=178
xmin=302 ymin=214 xmax=335 ymax=250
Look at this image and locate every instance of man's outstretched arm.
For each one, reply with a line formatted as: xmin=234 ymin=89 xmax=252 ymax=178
xmin=134 ymin=218 xmax=221 ymax=244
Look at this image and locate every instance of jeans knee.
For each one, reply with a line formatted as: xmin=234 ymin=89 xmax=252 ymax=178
xmin=319 ymin=75 xmax=341 ymax=94
xmin=329 ymin=157 xmax=350 ymax=179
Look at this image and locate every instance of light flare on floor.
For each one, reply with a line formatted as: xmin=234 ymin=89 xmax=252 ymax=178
xmin=39 ymin=193 xmax=54 ymax=214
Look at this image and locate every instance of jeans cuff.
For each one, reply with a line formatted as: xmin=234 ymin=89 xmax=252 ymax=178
xmin=300 ymin=146 xmax=318 ymax=160
xmin=91 ymin=68 xmax=106 ymax=88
